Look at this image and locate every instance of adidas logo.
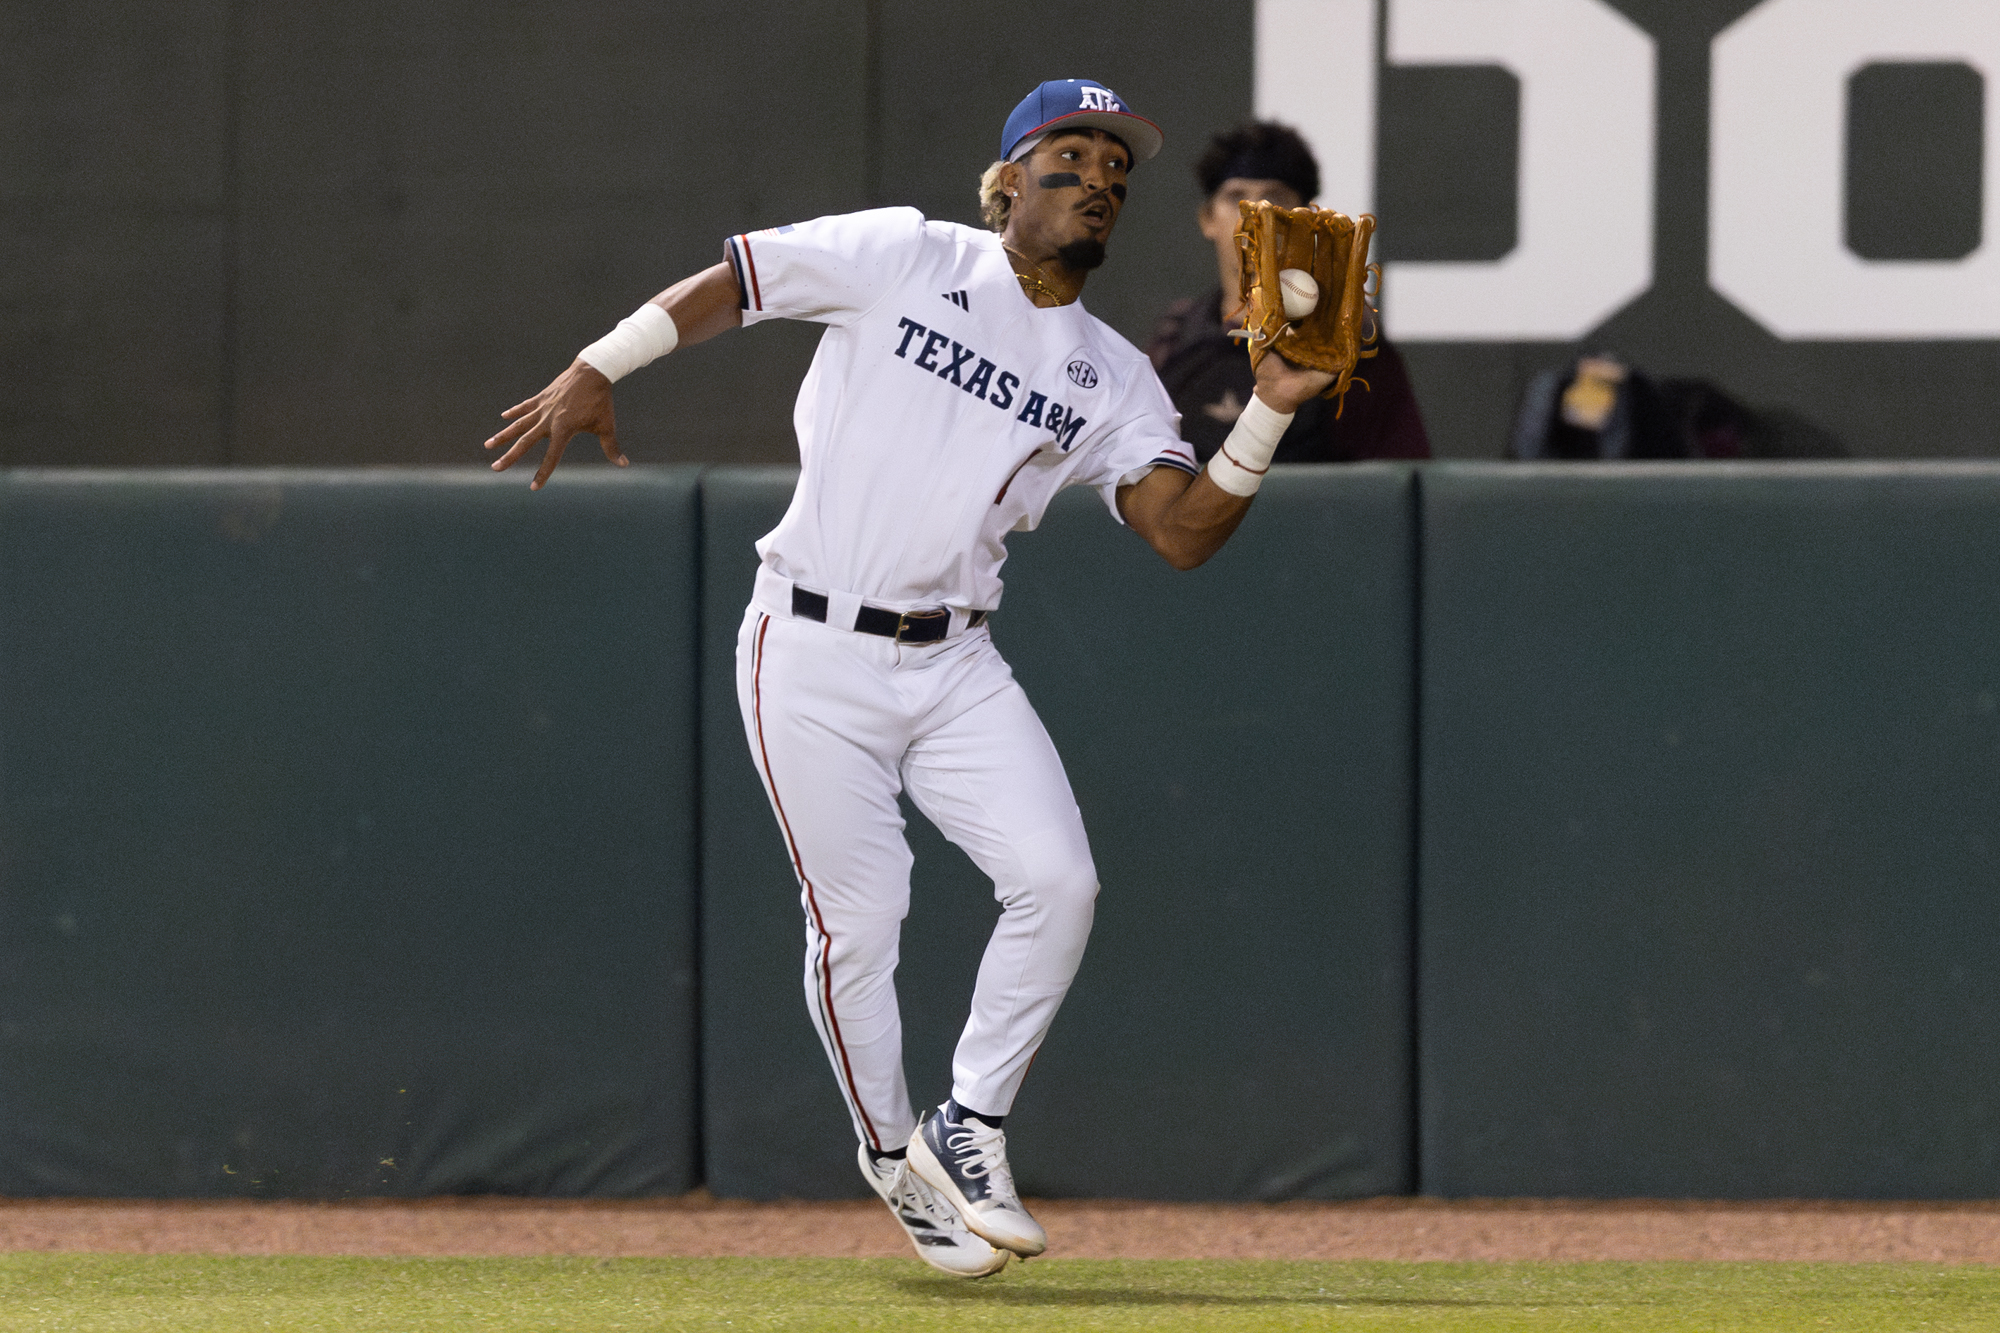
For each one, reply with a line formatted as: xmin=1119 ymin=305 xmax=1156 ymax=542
xmin=942 ymin=290 xmax=969 ymax=311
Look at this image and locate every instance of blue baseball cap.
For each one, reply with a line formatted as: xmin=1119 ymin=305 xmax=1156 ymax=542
xmin=1000 ymin=79 xmax=1163 ymax=164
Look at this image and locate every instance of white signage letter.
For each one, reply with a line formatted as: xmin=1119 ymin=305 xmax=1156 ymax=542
xmin=1385 ymin=0 xmax=1656 ymax=341
xmin=1254 ymin=0 xmax=1378 ymax=216
xmin=1711 ymin=0 xmax=2000 ymax=339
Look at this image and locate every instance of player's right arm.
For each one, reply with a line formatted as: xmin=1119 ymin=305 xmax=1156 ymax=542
xmin=484 ymin=262 xmax=744 ymax=491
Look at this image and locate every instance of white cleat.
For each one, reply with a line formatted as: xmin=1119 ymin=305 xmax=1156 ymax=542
xmin=907 ymin=1106 xmax=1047 ymax=1258
xmin=859 ymin=1144 xmax=1010 ymax=1278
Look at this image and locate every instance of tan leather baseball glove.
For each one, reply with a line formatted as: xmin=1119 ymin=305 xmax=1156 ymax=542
xmin=1233 ymin=201 xmax=1379 ymax=409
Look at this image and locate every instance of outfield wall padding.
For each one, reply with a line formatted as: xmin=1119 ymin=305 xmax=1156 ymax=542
xmin=1418 ymin=463 xmax=2000 ymax=1198
xmin=13 ymin=461 xmax=2000 ymax=1202
xmin=0 ymin=468 xmax=702 ymax=1197
xmin=701 ymin=467 xmax=1417 ymax=1200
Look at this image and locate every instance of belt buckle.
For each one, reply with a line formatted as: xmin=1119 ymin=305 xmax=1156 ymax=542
xmin=895 ymin=609 xmax=946 ymax=643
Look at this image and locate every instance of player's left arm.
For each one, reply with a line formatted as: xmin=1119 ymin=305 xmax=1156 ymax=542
xmin=1117 ymin=352 xmax=1335 ymax=570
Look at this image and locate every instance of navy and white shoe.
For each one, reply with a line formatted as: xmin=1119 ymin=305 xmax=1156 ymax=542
xmin=859 ymin=1144 xmax=1010 ymax=1278
xmin=906 ymin=1105 xmax=1047 ymax=1258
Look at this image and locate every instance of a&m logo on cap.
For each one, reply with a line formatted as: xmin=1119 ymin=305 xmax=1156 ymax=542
xmin=1000 ymin=78 xmax=1163 ymax=163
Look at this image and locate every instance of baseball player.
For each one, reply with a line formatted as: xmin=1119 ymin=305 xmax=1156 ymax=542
xmin=485 ymin=79 xmax=1339 ymax=1277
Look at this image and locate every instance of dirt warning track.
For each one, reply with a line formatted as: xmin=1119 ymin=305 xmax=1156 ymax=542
xmin=3 ymin=1196 xmax=1998 ymax=1263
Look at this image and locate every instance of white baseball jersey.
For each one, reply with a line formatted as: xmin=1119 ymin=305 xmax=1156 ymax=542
xmin=725 ymin=207 xmax=1196 ymax=614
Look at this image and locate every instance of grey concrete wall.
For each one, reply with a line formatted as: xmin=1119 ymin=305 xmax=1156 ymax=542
xmin=1 ymin=3 xmax=234 ymax=466
xmin=3 ymin=0 xmax=1248 ymax=469
xmin=6 ymin=1 xmax=1998 ymax=466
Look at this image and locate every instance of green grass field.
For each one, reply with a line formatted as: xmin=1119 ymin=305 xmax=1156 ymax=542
xmin=4 ymin=1255 xmax=1997 ymax=1332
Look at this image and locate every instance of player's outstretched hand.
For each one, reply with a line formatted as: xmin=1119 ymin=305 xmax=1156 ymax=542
xmin=1251 ymin=346 xmax=1338 ymax=415
xmin=484 ymin=360 xmax=629 ymax=490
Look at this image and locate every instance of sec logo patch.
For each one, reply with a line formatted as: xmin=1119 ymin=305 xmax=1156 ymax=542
xmin=1066 ymin=359 xmax=1098 ymax=389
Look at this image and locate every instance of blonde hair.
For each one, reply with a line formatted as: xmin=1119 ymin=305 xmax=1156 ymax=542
xmin=977 ymin=160 xmax=1011 ymax=231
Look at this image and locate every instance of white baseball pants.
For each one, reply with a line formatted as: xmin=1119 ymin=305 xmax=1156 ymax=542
xmin=735 ymin=603 xmax=1099 ymax=1153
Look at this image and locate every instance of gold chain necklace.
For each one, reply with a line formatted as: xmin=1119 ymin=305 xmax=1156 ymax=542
xmin=1002 ymin=243 xmax=1073 ymax=305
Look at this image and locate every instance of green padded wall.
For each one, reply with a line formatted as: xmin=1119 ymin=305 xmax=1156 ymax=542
xmin=702 ymin=466 xmax=1416 ymax=1200
xmin=0 ymin=468 xmax=701 ymax=1196
xmin=1419 ymin=463 xmax=2000 ymax=1197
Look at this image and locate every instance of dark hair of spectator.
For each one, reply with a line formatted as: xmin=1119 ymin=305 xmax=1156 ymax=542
xmin=1194 ymin=122 xmax=1320 ymax=203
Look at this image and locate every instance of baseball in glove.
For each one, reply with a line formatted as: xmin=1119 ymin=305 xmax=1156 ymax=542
xmin=1232 ymin=201 xmax=1380 ymax=412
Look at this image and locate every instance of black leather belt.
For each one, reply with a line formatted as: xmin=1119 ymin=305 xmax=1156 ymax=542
xmin=791 ymin=586 xmax=986 ymax=643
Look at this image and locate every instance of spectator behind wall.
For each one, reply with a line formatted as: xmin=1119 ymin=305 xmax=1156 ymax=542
xmin=1511 ymin=354 xmax=1847 ymax=460
xmin=1146 ymin=122 xmax=1430 ymax=464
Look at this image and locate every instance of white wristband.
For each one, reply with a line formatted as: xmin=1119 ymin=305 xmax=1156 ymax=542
xmin=578 ymin=303 xmax=678 ymax=383
xmin=1204 ymin=392 xmax=1293 ymax=496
